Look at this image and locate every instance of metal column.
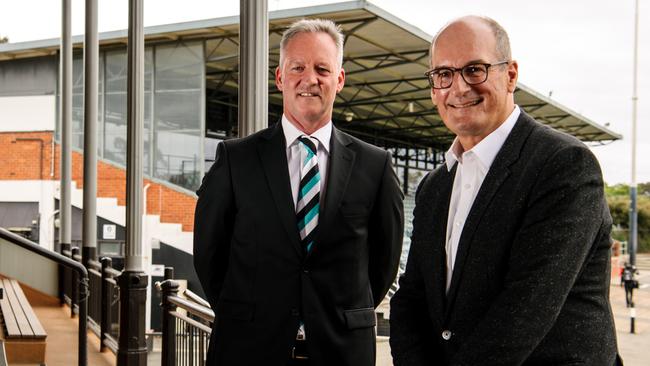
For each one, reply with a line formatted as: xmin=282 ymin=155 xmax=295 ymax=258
xmin=238 ymin=0 xmax=268 ymax=137
xmin=118 ymin=0 xmax=148 ymax=364
xmin=60 ymin=0 xmax=72 ymax=253
xmin=629 ymin=0 xmax=639 ymax=267
xmin=82 ymin=0 xmax=98 ymax=267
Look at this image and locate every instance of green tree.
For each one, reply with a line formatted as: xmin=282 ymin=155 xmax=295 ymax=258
xmin=605 ymin=182 xmax=650 ymax=252
xmin=0 ymin=35 xmax=8 ymax=44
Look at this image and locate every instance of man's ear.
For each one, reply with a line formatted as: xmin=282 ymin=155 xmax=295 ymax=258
xmin=506 ymin=60 xmax=518 ymax=93
xmin=275 ymin=66 xmax=283 ymax=91
xmin=336 ymin=67 xmax=345 ymax=93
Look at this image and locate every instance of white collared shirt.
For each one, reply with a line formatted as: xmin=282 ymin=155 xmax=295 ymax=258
xmin=282 ymin=115 xmax=331 ymax=208
xmin=443 ymin=106 xmax=521 ymax=292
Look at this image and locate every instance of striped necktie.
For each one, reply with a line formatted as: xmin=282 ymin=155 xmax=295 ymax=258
xmin=296 ymin=136 xmax=320 ymax=254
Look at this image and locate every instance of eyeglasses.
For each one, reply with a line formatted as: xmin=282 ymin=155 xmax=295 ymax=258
xmin=424 ymin=61 xmax=509 ymax=89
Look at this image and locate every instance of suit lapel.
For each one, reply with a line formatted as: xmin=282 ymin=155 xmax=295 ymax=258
xmin=257 ymin=123 xmax=303 ymax=257
xmin=444 ymin=113 xmax=537 ymax=317
xmin=307 ymin=127 xmax=355 ymax=259
xmin=431 ymin=165 xmax=456 ymax=323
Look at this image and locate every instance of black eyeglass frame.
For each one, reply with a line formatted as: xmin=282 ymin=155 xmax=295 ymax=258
xmin=424 ymin=60 xmax=510 ymax=89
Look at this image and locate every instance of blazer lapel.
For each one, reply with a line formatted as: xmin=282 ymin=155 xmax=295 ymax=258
xmin=444 ymin=113 xmax=537 ymax=317
xmin=431 ymin=164 xmax=457 ymax=323
xmin=307 ymin=127 xmax=355 ymax=259
xmin=257 ymin=123 xmax=303 ymax=257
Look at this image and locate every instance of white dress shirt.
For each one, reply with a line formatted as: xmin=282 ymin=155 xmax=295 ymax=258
xmin=282 ymin=115 xmax=331 ymax=208
xmin=443 ymin=106 xmax=521 ymax=292
xmin=282 ymin=115 xmax=331 ymax=340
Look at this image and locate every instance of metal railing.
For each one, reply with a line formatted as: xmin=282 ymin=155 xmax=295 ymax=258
xmin=0 ymin=227 xmax=89 ymax=366
xmin=156 ymin=267 xmax=214 ymax=366
xmin=61 ymin=249 xmax=122 ymax=353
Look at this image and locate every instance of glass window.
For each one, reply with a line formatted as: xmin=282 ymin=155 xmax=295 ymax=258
xmin=72 ymin=54 xmax=84 ymax=150
xmin=104 ymin=50 xmax=127 ymax=166
xmin=153 ymin=42 xmax=203 ymax=191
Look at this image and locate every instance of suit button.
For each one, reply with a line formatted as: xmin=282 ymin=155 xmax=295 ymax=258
xmin=291 ymin=308 xmax=300 ymax=316
xmin=441 ymin=330 xmax=452 ymax=340
xmin=302 ymin=269 xmax=309 ymax=274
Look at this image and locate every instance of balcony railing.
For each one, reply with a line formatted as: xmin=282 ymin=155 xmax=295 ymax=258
xmin=156 ymin=267 xmax=214 ymax=366
xmin=61 ymin=249 xmax=121 ymax=353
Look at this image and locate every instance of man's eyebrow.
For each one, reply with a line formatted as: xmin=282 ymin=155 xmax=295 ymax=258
xmin=432 ymin=59 xmax=489 ymax=69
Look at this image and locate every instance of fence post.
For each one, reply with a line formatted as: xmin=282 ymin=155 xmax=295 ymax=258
xmin=100 ymin=257 xmax=112 ymax=352
xmin=71 ymin=246 xmax=80 ymax=318
xmin=161 ymin=267 xmax=178 ymax=366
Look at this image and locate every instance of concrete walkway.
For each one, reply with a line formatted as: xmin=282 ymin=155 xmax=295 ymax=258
xmin=24 ymin=285 xmax=116 ymax=366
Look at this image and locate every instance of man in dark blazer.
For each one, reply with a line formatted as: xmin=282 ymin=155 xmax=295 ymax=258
xmin=390 ymin=16 xmax=619 ymax=365
xmin=194 ymin=19 xmax=403 ymax=366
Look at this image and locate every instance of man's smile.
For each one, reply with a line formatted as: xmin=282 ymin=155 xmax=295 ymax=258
xmin=448 ymin=97 xmax=483 ymax=108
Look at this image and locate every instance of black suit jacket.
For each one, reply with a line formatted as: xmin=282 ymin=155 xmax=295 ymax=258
xmin=390 ymin=112 xmax=618 ymax=366
xmin=194 ymin=122 xmax=404 ymax=366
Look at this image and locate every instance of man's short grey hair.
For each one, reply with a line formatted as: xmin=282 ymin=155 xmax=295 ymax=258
xmin=279 ymin=18 xmax=345 ymax=68
xmin=430 ymin=15 xmax=512 ymax=64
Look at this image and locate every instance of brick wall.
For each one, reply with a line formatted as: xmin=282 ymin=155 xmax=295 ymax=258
xmin=0 ymin=131 xmax=54 ymax=180
xmin=0 ymin=131 xmax=197 ymax=232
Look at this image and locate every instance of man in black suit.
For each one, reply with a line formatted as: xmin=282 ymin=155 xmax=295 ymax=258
xmin=194 ymin=18 xmax=403 ymax=366
xmin=390 ymin=16 xmax=619 ymax=365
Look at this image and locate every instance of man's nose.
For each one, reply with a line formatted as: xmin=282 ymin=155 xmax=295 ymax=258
xmin=450 ymin=70 xmax=471 ymax=94
xmin=302 ymin=67 xmax=319 ymax=85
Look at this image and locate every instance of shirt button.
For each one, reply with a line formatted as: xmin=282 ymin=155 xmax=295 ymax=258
xmin=441 ymin=330 xmax=452 ymax=340
xmin=455 ymin=221 xmax=461 ymax=227
xmin=464 ymin=184 xmax=471 ymax=189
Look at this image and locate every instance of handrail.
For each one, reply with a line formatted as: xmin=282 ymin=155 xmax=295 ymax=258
xmin=184 ymin=288 xmax=211 ymax=308
xmin=168 ymin=294 xmax=215 ymax=323
xmin=0 ymin=227 xmax=88 ymax=366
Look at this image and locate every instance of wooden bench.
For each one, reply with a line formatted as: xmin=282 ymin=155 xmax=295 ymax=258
xmin=0 ymin=278 xmax=46 ymax=365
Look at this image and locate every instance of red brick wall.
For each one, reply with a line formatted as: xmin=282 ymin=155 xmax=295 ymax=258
xmin=0 ymin=131 xmax=197 ymax=232
xmin=0 ymin=131 xmax=55 ymax=180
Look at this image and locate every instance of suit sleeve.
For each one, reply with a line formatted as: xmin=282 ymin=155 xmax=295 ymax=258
xmin=450 ymin=144 xmax=610 ymax=366
xmin=390 ymin=175 xmax=438 ymax=366
xmin=193 ymin=141 xmax=235 ymax=310
xmin=368 ymin=151 xmax=404 ymax=307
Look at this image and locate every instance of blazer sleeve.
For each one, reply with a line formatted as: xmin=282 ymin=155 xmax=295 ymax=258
xmin=389 ymin=175 xmax=438 ymax=366
xmin=367 ymin=150 xmax=404 ymax=307
xmin=193 ymin=141 xmax=235 ymax=310
xmin=450 ymin=144 xmax=610 ymax=366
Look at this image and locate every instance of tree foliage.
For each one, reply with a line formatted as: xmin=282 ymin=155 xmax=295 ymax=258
xmin=606 ymin=183 xmax=650 ymax=252
xmin=0 ymin=35 xmax=8 ymax=44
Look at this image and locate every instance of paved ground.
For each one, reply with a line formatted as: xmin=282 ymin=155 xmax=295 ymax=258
xmin=26 ymin=287 xmax=116 ymax=366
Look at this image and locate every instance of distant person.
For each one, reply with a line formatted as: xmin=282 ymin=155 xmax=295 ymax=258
xmin=623 ymin=262 xmax=639 ymax=307
xmin=194 ymin=18 xmax=404 ymax=366
xmin=390 ymin=15 xmax=621 ymax=365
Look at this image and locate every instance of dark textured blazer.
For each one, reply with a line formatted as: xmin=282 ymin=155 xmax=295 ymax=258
xmin=194 ymin=122 xmax=404 ymax=366
xmin=390 ymin=112 xmax=618 ymax=366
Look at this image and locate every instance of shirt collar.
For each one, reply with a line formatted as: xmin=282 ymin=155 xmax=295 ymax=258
xmin=281 ymin=114 xmax=332 ymax=153
xmin=445 ymin=105 xmax=521 ymax=171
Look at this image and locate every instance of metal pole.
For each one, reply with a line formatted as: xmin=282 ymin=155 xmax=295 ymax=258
xmin=82 ymin=0 xmax=98 ymax=268
xmin=60 ymin=0 xmax=72 ymax=254
xmin=628 ymin=0 xmax=640 ymax=335
xmin=238 ymin=0 xmax=268 ymax=137
xmin=629 ymin=0 xmax=639 ymax=267
xmin=118 ymin=0 xmax=148 ymax=364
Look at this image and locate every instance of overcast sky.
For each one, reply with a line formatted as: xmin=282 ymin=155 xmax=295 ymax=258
xmin=1 ymin=0 xmax=648 ymax=185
